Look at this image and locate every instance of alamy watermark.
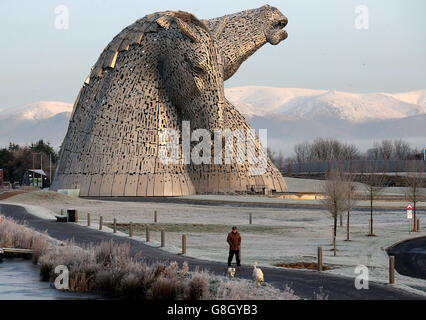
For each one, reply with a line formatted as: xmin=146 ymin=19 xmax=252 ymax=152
xmin=158 ymin=121 xmax=268 ymax=175
xmin=354 ymin=5 xmax=369 ymax=30
xmin=54 ymin=5 xmax=69 ymax=30
xmin=354 ymin=265 xmax=369 ymax=290
xmin=54 ymin=265 xmax=69 ymax=290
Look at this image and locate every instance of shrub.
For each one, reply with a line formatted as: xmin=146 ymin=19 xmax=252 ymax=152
xmin=118 ymin=263 xmax=150 ymax=299
xmin=185 ymin=271 xmax=209 ymax=300
xmin=94 ymin=240 xmax=130 ymax=267
xmin=151 ymin=277 xmax=180 ymax=300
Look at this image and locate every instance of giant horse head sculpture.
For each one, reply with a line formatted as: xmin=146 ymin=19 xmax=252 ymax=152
xmin=52 ymin=5 xmax=288 ymax=197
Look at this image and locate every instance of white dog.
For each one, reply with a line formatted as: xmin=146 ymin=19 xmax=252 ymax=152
xmin=252 ymin=262 xmax=264 ymax=286
xmin=227 ymin=267 xmax=236 ymax=278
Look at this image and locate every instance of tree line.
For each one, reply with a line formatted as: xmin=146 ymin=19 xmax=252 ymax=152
xmin=0 ymin=140 xmax=58 ymax=183
xmin=269 ymin=138 xmax=424 ymax=170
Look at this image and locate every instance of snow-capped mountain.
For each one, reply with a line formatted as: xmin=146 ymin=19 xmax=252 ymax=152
xmin=0 ymin=101 xmax=73 ymax=121
xmin=0 ymin=87 xmax=424 ymax=154
xmin=0 ymin=101 xmax=73 ymax=148
xmin=226 ymin=86 xmax=425 ymax=154
xmin=226 ymin=86 xmax=426 ymax=122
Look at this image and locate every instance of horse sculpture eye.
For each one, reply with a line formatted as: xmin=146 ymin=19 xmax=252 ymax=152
xmin=192 ymin=65 xmax=206 ymax=75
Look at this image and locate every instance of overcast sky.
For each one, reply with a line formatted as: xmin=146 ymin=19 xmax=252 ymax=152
xmin=1 ymin=0 xmax=425 ymax=109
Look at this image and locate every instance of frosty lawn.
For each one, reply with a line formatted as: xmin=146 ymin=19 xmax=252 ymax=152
xmin=2 ymin=186 xmax=426 ymax=297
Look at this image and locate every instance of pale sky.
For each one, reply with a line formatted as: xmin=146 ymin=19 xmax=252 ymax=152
xmin=1 ymin=0 xmax=425 ymax=109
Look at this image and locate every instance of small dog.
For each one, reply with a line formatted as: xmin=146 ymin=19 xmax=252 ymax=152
xmin=227 ymin=267 xmax=236 ymax=278
xmin=252 ymin=262 xmax=264 ymax=286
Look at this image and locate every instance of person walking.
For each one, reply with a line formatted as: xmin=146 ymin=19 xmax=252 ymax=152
xmin=227 ymin=226 xmax=241 ymax=266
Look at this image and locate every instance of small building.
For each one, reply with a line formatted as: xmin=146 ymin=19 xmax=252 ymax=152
xmin=22 ymin=169 xmax=49 ymax=188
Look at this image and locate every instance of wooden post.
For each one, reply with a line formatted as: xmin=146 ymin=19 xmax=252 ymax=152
xmin=340 ymin=214 xmax=343 ymax=227
xmin=146 ymin=225 xmax=150 ymax=242
xmin=249 ymin=212 xmax=252 ymax=225
xmin=60 ymin=209 xmax=64 ymax=216
xmin=182 ymin=234 xmax=187 ymax=254
xmin=389 ymin=256 xmax=395 ymax=284
xmin=129 ymin=222 xmax=133 ymax=237
xmin=161 ymin=229 xmax=165 ymax=247
xmin=87 ymin=213 xmax=90 ymax=227
xmin=99 ymin=216 xmax=103 ymax=230
xmin=113 ymin=218 xmax=117 ymax=233
xmin=417 ymin=219 xmax=420 ymax=232
xmin=154 ymin=210 xmax=157 ymax=223
xmin=317 ymin=246 xmax=323 ymax=272
xmin=75 ymin=210 xmax=79 ymax=223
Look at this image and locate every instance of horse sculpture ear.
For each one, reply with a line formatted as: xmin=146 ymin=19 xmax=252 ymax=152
xmin=156 ymin=12 xmax=203 ymax=43
xmin=173 ymin=16 xmax=202 ymax=43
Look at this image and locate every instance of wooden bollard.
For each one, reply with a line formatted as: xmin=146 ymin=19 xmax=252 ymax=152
xmin=87 ymin=213 xmax=91 ymax=227
xmin=417 ymin=219 xmax=420 ymax=232
xmin=146 ymin=225 xmax=150 ymax=242
xmin=129 ymin=222 xmax=133 ymax=237
xmin=317 ymin=246 xmax=323 ymax=271
xmin=154 ymin=211 xmax=157 ymax=223
xmin=389 ymin=256 xmax=395 ymax=284
xmin=113 ymin=218 xmax=117 ymax=233
xmin=99 ymin=216 xmax=103 ymax=230
xmin=74 ymin=210 xmax=79 ymax=223
xmin=249 ymin=213 xmax=252 ymax=225
xmin=182 ymin=234 xmax=187 ymax=254
xmin=161 ymin=229 xmax=165 ymax=247
xmin=60 ymin=209 xmax=64 ymax=216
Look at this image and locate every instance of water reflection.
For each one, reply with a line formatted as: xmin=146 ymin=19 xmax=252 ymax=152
xmin=0 ymin=258 xmax=103 ymax=300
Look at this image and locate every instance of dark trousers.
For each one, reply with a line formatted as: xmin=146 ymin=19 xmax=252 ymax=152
xmin=228 ymin=249 xmax=241 ymax=266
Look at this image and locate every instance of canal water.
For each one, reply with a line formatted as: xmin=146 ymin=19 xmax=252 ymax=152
xmin=0 ymin=258 xmax=102 ymax=300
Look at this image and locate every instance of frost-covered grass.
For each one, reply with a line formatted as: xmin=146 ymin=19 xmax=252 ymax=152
xmin=2 ymin=185 xmax=426 ymax=296
xmin=0 ymin=216 xmax=50 ymax=263
xmin=0 ymin=215 xmax=298 ymax=300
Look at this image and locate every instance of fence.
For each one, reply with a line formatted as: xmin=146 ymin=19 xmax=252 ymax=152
xmin=281 ymin=160 xmax=426 ymax=175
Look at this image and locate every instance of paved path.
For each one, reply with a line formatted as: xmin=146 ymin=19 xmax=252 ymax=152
xmin=387 ymin=236 xmax=426 ymax=280
xmin=1 ymin=203 xmax=423 ymax=300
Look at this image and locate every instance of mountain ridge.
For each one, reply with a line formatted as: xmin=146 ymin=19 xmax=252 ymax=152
xmin=226 ymin=86 xmax=426 ymax=122
xmin=0 ymin=87 xmax=424 ymax=153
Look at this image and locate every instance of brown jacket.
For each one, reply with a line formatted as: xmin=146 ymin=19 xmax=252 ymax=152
xmin=227 ymin=231 xmax=241 ymax=251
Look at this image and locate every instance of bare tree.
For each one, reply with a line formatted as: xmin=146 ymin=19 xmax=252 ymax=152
xmin=343 ymin=172 xmax=358 ymax=241
xmin=293 ymin=139 xmax=360 ymax=163
xmin=377 ymin=140 xmax=394 ymax=160
xmin=320 ymin=169 xmax=347 ymax=256
xmin=363 ymin=164 xmax=385 ymax=236
xmin=405 ymin=161 xmax=425 ymax=232
xmin=294 ymin=141 xmax=310 ymax=163
xmin=393 ymin=139 xmax=411 ymax=160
